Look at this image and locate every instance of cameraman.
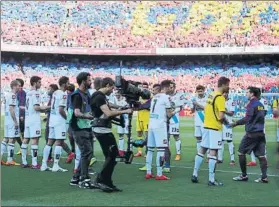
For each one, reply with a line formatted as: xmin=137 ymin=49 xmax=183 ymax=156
xmin=91 ymin=77 xmax=132 ymax=192
xmin=69 ymin=72 xmax=95 ymax=189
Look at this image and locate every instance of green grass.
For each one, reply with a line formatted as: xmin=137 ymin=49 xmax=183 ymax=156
xmin=1 ymin=117 xmax=279 ymax=206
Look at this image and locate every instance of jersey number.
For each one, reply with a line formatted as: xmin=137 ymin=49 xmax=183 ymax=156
xmin=172 ymin=128 xmax=179 ymax=133
xmin=226 ymin=132 xmax=232 ymax=138
xmin=52 ymin=97 xmax=56 ymax=109
xmin=152 ymin=99 xmax=157 ymax=113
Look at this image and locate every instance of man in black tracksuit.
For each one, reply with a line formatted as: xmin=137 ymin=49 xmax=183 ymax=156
xmin=230 ymin=87 xmax=268 ymax=183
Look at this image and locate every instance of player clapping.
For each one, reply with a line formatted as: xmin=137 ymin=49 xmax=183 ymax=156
xmin=21 ymin=76 xmax=50 ymax=169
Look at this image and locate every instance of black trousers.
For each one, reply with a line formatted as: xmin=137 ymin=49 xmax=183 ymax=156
xmin=73 ymin=129 xmax=93 ymax=181
xmin=94 ymin=132 xmax=119 ymax=186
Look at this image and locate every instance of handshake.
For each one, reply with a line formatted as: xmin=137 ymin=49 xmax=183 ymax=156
xmin=226 ymin=120 xmax=237 ymax=128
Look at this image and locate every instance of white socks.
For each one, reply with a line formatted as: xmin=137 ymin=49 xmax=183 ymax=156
xmin=208 ymin=155 xmax=217 ymax=183
xmin=218 ymin=141 xmax=224 ymax=161
xmin=175 ymin=139 xmax=181 ymax=155
xmin=228 ymin=142 xmax=235 ymax=161
xmin=53 ymin=146 xmax=62 ymax=167
xmin=7 ymin=143 xmax=15 ymax=163
xmin=193 ymin=153 xmax=204 ymax=177
xmin=156 ymin=149 xmax=165 ymax=176
xmin=251 ymin=151 xmax=256 ymax=163
xmin=21 ymin=143 xmax=28 ymax=165
xmin=42 ymin=145 xmax=52 ymax=164
xmin=31 ymin=145 xmax=38 ymax=166
xmin=146 ymin=148 xmax=154 ymax=174
xmin=118 ymin=136 xmax=124 ymax=151
xmin=1 ymin=141 xmax=7 ymax=157
xmin=196 ymin=140 xmax=201 ymax=153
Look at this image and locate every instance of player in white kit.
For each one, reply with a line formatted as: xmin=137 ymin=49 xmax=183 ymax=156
xmin=1 ymin=80 xmax=21 ymax=166
xmin=247 ymin=96 xmax=269 ymax=166
xmin=217 ymin=92 xmax=236 ymax=165
xmin=114 ymin=93 xmax=130 ymax=156
xmin=190 ymin=85 xmax=207 ymax=153
xmin=21 ymin=76 xmax=50 ymax=169
xmin=41 ymin=76 xmax=70 ymax=172
xmin=168 ymin=82 xmax=185 ymax=161
xmin=145 ymin=80 xmax=173 ymax=180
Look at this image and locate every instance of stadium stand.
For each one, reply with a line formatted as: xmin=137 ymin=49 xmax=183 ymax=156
xmin=2 ymin=1 xmax=279 ymax=48
xmin=1 ymin=54 xmax=279 ymax=94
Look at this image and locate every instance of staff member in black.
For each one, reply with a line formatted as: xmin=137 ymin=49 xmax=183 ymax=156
xmin=91 ymin=77 xmax=132 ymax=192
xmin=69 ymin=72 xmax=95 ymax=189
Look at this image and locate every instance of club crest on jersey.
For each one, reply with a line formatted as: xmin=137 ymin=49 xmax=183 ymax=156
xmin=62 ymin=132 xmax=66 ymax=136
xmin=12 ymin=95 xmax=16 ymax=99
xmin=36 ymin=94 xmax=40 ymax=98
xmin=36 ymin=130 xmax=40 ymax=135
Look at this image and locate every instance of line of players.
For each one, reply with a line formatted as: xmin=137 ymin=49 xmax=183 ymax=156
xmin=1 ymin=76 xmax=279 ymax=176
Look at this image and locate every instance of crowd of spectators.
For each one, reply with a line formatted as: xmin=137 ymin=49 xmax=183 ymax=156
xmin=2 ymin=1 xmax=279 ymax=48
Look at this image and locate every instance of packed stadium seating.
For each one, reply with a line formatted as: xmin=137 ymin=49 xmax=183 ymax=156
xmin=2 ymin=1 xmax=279 ymax=48
xmin=1 ymin=55 xmax=279 ymax=95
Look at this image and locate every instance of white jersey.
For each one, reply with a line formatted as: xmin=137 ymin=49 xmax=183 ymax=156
xmin=149 ymin=93 xmax=171 ymax=129
xmin=115 ymin=98 xmax=129 ymax=128
xmin=191 ymin=95 xmax=207 ymax=127
xmin=25 ymin=89 xmax=41 ymax=126
xmin=224 ymin=98 xmax=235 ymax=123
xmin=169 ymin=92 xmax=185 ymax=125
xmin=259 ymin=98 xmax=268 ymax=111
xmin=4 ymin=92 xmax=19 ymax=126
xmin=49 ymin=90 xmax=67 ymax=127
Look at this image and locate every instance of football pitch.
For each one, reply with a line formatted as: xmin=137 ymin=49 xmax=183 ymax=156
xmin=1 ymin=117 xmax=279 ymax=206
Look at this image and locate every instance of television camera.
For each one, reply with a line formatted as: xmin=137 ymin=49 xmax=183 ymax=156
xmin=113 ymin=75 xmax=151 ymax=164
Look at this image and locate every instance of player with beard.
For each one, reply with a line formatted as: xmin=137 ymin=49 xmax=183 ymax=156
xmin=21 ymin=76 xmax=50 ymax=169
xmin=168 ymin=82 xmax=185 ymax=161
xmin=191 ymin=77 xmax=230 ymax=186
xmin=69 ymin=72 xmax=96 ymax=189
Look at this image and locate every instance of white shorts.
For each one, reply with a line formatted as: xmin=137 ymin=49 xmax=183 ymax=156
xmin=4 ymin=125 xmax=20 ymax=138
xmin=117 ymin=126 xmax=128 ymax=134
xmin=24 ymin=123 xmax=41 ymax=138
xmin=169 ymin=123 xmax=179 ymax=135
xmin=201 ymin=128 xmax=222 ymax=150
xmin=48 ymin=124 xmax=67 ymax=140
xmin=147 ymin=127 xmax=168 ymax=148
xmin=222 ymin=127 xmax=233 ymax=141
xmin=194 ymin=125 xmax=204 ymax=137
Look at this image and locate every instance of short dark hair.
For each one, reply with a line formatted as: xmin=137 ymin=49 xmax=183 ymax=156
xmin=248 ymin=86 xmax=261 ymax=98
xmin=30 ymin=76 xmax=41 ymax=86
xmin=94 ymin=77 xmax=102 ymax=90
xmin=49 ymin=84 xmax=59 ymax=91
xmin=142 ymin=82 xmax=148 ymax=86
xmin=196 ymin=85 xmax=205 ymax=91
xmin=101 ymin=77 xmax=115 ymax=88
xmin=76 ymin=72 xmax=91 ymax=86
xmin=58 ymin=76 xmax=69 ymax=87
xmin=160 ymin=80 xmax=172 ymax=89
xmin=217 ymin=77 xmax=230 ymax=87
xmin=16 ymin=78 xmax=24 ymax=87
xmin=68 ymin=84 xmax=75 ymax=92
xmin=153 ymin=84 xmax=161 ymax=88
